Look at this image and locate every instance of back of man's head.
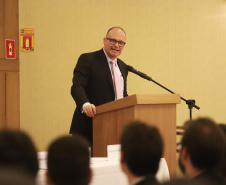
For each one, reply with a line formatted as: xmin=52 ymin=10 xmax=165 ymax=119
xmin=0 ymin=129 xmax=39 ymax=179
xmin=120 ymin=121 xmax=163 ymax=176
xmin=181 ymin=117 xmax=226 ymax=171
xmin=47 ymin=134 xmax=90 ymax=185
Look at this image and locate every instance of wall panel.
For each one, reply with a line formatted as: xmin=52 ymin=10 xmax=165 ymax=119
xmin=0 ymin=72 xmax=6 ymax=128
xmin=0 ymin=0 xmax=5 ymax=59
xmin=0 ymin=0 xmax=19 ymax=130
xmin=6 ymin=72 xmax=20 ymax=129
xmin=5 ymin=0 xmax=19 ymax=60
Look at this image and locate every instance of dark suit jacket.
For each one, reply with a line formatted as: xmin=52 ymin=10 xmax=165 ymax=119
xmin=70 ymin=49 xmax=128 ymax=144
xmin=191 ymin=170 xmax=226 ymax=185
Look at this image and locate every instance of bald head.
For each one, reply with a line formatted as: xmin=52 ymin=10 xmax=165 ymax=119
xmin=106 ymin=27 xmax=126 ymax=37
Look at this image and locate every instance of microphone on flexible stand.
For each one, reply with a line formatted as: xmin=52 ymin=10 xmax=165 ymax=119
xmin=126 ymin=64 xmax=200 ymax=120
xmin=126 ymin=65 xmax=152 ymax=81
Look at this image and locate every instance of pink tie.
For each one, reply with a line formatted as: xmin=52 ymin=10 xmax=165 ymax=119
xmin=110 ymin=60 xmax=123 ymax=100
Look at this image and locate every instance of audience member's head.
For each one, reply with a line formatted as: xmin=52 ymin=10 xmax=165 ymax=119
xmin=179 ymin=117 xmax=226 ymax=180
xmin=0 ymin=167 xmax=36 ymax=185
xmin=120 ymin=120 xmax=163 ymax=183
xmin=0 ymin=129 xmax=39 ymax=179
xmin=46 ymin=134 xmax=91 ymax=185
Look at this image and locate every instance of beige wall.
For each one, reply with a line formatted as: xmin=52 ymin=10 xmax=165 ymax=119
xmin=19 ymin=0 xmax=226 ymax=152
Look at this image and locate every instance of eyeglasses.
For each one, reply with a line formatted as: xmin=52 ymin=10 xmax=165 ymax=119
xmin=106 ymin=38 xmax=126 ymax=47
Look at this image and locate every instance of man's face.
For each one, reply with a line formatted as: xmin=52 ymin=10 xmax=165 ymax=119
xmin=103 ymin=28 xmax=126 ymax=60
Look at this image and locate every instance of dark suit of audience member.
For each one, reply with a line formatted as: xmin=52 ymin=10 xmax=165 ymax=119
xmin=46 ymin=134 xmax=92 ymax=185
xmin=178 ymin=118 xmax=226 ymax=185
xmin=162 ymin=178 xmax=208 ymax=185
xmin=120 ymin=121 xmax=163 ymax=185
xmin=0 ymin=130 xmax=39 ymax=179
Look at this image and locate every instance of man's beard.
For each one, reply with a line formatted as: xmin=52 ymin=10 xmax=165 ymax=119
xmin=179 ymin=153 xmax=186 ymax=174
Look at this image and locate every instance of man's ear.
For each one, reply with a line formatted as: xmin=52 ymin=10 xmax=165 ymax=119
xmin=45 ymin=171 xmax=52 ymax=185
xmin=181 ymin=147 xmax=189 ymax=161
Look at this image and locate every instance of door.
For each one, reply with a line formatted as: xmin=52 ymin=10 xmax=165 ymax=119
xmin=0 ymin=0 xmax=20 ymax=129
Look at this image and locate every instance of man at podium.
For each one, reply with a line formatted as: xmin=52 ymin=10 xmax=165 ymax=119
xmin=70 ymin=27 xmax=129 ymax=144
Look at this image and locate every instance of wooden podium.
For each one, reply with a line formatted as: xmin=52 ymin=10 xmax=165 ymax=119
xmin=93 ymin=94 xmax=181 ymax=177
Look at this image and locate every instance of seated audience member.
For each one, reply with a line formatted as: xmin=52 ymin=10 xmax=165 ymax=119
xmin=46 ymin=134 xmax=92 ymax=185
xmin=120 ymin=120 xmax=163 ymax=185
xmin=218 ymin=124 xmax=226 ymax=182
xmin=0 ymin=129 xmax=39 ymax=179
xmin=0 ymin=167 xmax=36 ymax=185
xmin=178 ymin=117 xmax=226 ymax=185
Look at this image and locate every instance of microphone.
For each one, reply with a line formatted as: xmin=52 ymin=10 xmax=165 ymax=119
xmin=126 ymin=65 xmax=152 ymax=81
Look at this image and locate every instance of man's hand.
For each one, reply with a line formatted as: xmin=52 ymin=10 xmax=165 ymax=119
xmin=83 ymin=104 xmax=96 ymax=117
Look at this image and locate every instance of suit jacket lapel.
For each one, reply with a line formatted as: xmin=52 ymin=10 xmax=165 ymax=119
xmin=117 ymin=59 xmax=126 ymax=80
xmin=96 ymin=49 xmax=115 ymax=92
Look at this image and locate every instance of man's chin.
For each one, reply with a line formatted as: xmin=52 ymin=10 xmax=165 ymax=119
xmin=110 ymin=51 xmax=120 ymax=56
xmin=109 ymin=54 xmax=119 ymax=60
